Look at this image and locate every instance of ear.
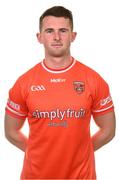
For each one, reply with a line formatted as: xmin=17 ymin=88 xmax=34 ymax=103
xmin=71 ymin=32 xmax=77 ymax=42
xmin=36 ymin=33 xmax=43 ymax=44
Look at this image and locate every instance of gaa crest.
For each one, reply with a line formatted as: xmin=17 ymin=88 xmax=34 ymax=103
xmin=73 ymin=81 xmax=85 ymax=94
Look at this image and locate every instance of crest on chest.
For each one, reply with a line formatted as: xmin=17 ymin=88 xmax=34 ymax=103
xmin=73 ymin=81 xmax=85 ymax=94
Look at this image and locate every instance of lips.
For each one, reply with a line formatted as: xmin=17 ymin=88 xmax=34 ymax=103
xmin=51 ymin=44 xmax=63 ymax=47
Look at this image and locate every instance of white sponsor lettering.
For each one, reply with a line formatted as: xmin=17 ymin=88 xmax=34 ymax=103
xmin=32 ymin=108 xmax=86 ymax=121
xmin=7 ymin=99 xmax=20 ymax=110
xmin=50 ymin=78 xmax=66 ymax=83
xmin=100 ymin=96 xmax=112 ymax=106
xmin=48 ymin=120 xmax=68 ymax=128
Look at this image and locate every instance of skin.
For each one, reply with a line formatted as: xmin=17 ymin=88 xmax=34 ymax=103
xmin=92 ymin=111 xmax=116 ymax=151
xmin=4 ymin=114 xmax=27 ymax=151
xmin=5 ymin=16 xmax=116 ymax=152
xmin=37 ymin=16 xmax=77 ymax=69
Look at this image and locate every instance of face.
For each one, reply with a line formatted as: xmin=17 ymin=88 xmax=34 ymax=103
xmin=37 ymin=16 xmax=77 ymax=58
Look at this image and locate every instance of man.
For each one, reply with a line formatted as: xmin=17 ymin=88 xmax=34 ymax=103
xmin=4 ymin=6 xmax=115 ymax=179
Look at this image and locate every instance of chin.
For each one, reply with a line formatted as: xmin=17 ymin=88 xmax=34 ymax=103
xmin=50 ymin=50 xmax=67 ymax=57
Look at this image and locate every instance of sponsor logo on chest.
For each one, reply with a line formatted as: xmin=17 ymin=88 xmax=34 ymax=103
xmin=50 ymin=78 xmax=66 ymax=83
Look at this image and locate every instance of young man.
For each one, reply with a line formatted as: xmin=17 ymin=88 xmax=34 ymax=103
xmin=5 ymin=6 xmax=115 ymax=179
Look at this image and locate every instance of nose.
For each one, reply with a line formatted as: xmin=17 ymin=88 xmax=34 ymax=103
xmin=53 ymin=31 xmax=61 ymax=41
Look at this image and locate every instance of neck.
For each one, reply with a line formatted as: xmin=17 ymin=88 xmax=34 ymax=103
xmin=44 ymin=55 xmax=73 ymax=70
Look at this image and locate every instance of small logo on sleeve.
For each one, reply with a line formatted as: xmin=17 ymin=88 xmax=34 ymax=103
xmin=73 ymin=81 xmax=85 ymax=94
xmin=100 ymin=96 xmax=112 ymax=106
xmin=7 ymin=99 xmax=20 ymax=110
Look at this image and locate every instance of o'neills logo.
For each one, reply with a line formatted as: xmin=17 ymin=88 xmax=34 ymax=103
xmin=73 ymin=81 xmax=85 ymax=94
xmin=32 ymin=108 xmax=86 ymax=121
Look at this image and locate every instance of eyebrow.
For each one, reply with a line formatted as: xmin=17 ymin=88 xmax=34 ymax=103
xmin=44 ymin=28 xmax=69 ymax=32
xmin=44 ymin=28 xmax=53 ymax=32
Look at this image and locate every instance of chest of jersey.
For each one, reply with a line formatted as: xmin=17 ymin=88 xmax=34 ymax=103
xmin=26 ymin=71 xmax=92 ymax=121
xmin=20 ymin=62 xmax=97 ymax=179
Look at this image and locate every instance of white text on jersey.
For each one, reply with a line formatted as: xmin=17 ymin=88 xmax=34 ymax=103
xmin=100 ymin=96 xmax=112 ymax=106
xmin=50 ymin=78 xmax=66 ymax=83
xmin=31 ymin=85 xmax=46 ymax=91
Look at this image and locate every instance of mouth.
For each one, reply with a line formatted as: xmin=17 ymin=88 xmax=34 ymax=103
xmin=51 ymin=44 xmax=63 ymax=48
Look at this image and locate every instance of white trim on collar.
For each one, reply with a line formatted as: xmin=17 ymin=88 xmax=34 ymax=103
xmin=41 ymin=59 xmax=76 ymax=74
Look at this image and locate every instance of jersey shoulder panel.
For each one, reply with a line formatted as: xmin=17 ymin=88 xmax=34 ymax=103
xmin=75 ymin=60 xmax=103 ymax=78
xmin=6 ymin=62 xmax=42 ymax=119
xmin=75 ymin=60 xmax=107 ymax=87
xmin=75 ymin=60 xmax=114 ymax=116
xmin=18 ymin=63 xmax=42 ymax=84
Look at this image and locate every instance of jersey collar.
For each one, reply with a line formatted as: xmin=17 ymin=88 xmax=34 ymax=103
xmin=41 ymin=57 xmax=76 ymax=74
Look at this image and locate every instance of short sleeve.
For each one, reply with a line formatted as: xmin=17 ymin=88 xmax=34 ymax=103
xmin=5 ymin=78 xmax=28 ymax=119
xmin=91 ymin=75 xmax=114 ymax=118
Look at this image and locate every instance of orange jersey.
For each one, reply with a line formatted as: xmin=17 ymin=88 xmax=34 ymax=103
xmin=6 ymin=58 xmax=114 ymax=179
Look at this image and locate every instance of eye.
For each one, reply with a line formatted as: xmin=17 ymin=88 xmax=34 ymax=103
xmin=60 ymin=28 xmax=68 ymax=33
xmin=45 ymin=29 xmax=54 ymax=33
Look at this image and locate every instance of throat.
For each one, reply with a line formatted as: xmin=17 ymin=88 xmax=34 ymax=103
xmin=44 ymin=57 xmax=73 ymax=70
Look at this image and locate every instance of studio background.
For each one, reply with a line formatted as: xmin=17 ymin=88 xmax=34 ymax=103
xmin=0 ymin=0 xmax=119 ymax=179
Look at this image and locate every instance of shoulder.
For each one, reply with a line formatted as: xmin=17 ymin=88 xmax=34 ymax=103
xmin=76 ymin=60 xmax=99 ymax=75
xmin=75 ymin=59 xmax=109 ymax=92
xmin=75 ymin=60 xmax=105 ymax=81
xmin=9 ymin=62 xmax=42 ymax=99
xmin=11 ymin=62 xmax=42 ymax=92
xmin=16 ymin=62 xmax=42 ymax=84
xmin=20 ymin=63 xmax=41 ymax=79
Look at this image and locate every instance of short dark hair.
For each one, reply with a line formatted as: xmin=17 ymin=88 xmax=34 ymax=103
xmin=39 ymin=6 xmax=73 ymax=31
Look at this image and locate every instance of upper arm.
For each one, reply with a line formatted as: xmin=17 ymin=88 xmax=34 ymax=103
xmin=4 ymin=113 xmax=26 ymax=137
xmin=93 ymin=111 xmax=116 ymax=136
xmin=6 ymin=77 xmax=28 ymax=120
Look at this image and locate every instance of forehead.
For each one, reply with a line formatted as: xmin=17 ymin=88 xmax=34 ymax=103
xmin=41 ymin=16 xmax=71 ymax=30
